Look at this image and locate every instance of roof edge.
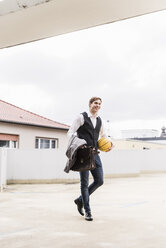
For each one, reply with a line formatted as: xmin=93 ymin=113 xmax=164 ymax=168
xmin=0 ymin=99 xmax=69 ymax=128
xmin=0 ymin=120 xmax=69 ymax=131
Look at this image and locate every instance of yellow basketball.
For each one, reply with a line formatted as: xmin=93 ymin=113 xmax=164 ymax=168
xmin=98 ymin=137 xmax=113 ymax=152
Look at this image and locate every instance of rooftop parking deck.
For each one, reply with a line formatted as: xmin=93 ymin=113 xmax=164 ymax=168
xmin=0 ymin=173 xmax=166 ymax=248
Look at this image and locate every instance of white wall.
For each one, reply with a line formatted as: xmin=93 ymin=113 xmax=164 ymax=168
xmin=5 ymin=149 xmax=166 ymax=183
xmin=0 ymin=122 xmax=68 ymax=150
xmin=101 ymin=150 xmax=140 ymax=176
xmin=101 ymin=150 xmax=166 ymax=175
xmin=7 ymin=149 xmax=79 ymax=182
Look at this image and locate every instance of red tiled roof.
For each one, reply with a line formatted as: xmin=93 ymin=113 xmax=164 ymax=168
xmin=0 ymin=99 xmax=69 ymax=130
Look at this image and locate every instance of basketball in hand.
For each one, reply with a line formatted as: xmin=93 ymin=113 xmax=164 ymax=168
xmin=98 ymin=137 xmax=113 ymax=152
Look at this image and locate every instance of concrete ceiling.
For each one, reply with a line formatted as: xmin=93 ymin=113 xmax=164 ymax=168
xmin=0 ymin=0 xmax=166 ymax=49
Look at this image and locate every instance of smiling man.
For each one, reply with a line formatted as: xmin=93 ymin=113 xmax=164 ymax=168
xmin=67 ymin=97 xmax=110 ymax=221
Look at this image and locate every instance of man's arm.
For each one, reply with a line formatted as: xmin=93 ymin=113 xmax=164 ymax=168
xmin=99 ymin=121 xmax=108 ymax=138
xmin=100 ymin=121 xmax=113 ymax=152
xmin=67 ymin=114 xmax=84 ymax=138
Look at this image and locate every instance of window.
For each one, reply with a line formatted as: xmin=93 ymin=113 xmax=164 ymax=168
xmin=0 ymin=140 xmax=18 ymax=148
xmin=11 ymin=141 xmax=17 ymax=148
xmin=0 ymin=134 xmax=18 ymax=149
xmin=0 ymin=140 xmax=9 ymax=148
xmin=35 ymin=138 xmax=58 ymax=149
xmin=51 ymin=140 xmax=56 ymax=149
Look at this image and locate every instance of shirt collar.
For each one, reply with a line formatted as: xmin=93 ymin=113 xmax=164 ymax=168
xmin=88 ymin=111 xmax=98 ymax=118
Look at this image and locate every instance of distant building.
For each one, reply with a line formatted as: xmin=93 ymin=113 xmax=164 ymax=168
xmin=121 ymin=129 xmax=159 ymax=139
xmin=160 ymin=126 xmax=166 ymax=137
xmin=111 ymin=138 xmax=166 ymax=150
xmin=121 ymin=127 xmax=166 ymax=146
xmin=0 ymin=99 xmax=69 ymax=149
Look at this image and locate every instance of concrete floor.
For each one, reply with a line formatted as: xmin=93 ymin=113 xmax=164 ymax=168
xmin=0 ymin=174 xmax=166 ymax=248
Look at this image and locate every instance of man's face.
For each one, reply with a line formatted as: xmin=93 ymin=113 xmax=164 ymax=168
xmin=89 ymin=99 xmax=102 ymax=114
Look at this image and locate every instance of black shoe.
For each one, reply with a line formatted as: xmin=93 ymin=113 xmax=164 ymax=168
xmin=85 ymin=212 xmax=93 ymax=221
xmin=74 ymin=199 xmax=84 ymax=216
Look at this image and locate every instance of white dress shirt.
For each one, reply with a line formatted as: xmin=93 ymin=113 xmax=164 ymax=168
xmin=67 ymin=112 xmax=107 ymax=138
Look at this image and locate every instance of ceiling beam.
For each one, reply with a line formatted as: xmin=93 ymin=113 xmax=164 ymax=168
xmin=0 ymin=0 xmax=166 ymax=49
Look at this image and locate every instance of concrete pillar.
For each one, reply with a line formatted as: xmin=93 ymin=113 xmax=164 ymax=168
xmin=0 ymin=148 xmax=7 ymax=192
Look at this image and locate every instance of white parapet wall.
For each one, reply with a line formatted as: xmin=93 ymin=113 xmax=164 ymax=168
xmin=101 ymin=149 xmax=166 ymax=177
xmin=0 ymin=148 xmax=7 ymax=191
xmin=7 ymin=149 xmax=80 ymax=183
xmin=101 ymin=150 xmax=140 ymax=177
xmin=6 ymin=148 xmax=166 ymax=184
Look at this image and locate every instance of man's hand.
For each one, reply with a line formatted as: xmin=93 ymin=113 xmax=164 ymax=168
xmin=105 ymin=144 xmax=114 ymax=152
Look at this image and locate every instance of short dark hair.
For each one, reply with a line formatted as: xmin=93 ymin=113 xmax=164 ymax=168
xmin=89 ymin=97 xmax=102 ymax=105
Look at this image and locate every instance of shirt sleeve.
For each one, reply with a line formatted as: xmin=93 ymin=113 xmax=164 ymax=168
xmin=99 ymin=120 xmax=108 ymax=138
xmin=67 ymin=114 xmax=84 ymax=138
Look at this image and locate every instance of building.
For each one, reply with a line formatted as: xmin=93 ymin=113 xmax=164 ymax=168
xmin=120 ymin=127 xmax=166 ymax=148
xmin=112 ymin=138 xmax=166 ymax=150
xmin=160 ymin=126 xmax=166 ymax=137
xmin=0 ymin=99 xmax=69 ymax=150
xmin=121 ymin=129 xmax=159 ymax=139
xmin=130 ymin=127 xmax=166 ymax=145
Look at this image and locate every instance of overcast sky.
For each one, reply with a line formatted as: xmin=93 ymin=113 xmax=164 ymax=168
xmin=0 ymin=10 xmax=166 ymax=137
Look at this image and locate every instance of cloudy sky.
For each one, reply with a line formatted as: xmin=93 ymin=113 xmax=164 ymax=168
xmin=0 ymin=9 xmax=166 ymax=137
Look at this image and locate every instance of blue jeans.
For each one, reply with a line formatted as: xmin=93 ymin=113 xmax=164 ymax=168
xmin=77 ymin=154 xmax=104 ymax=213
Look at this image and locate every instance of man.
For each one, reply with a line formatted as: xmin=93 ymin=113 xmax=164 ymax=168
xmin=67 ymin=97 xmax=111 ymax=221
